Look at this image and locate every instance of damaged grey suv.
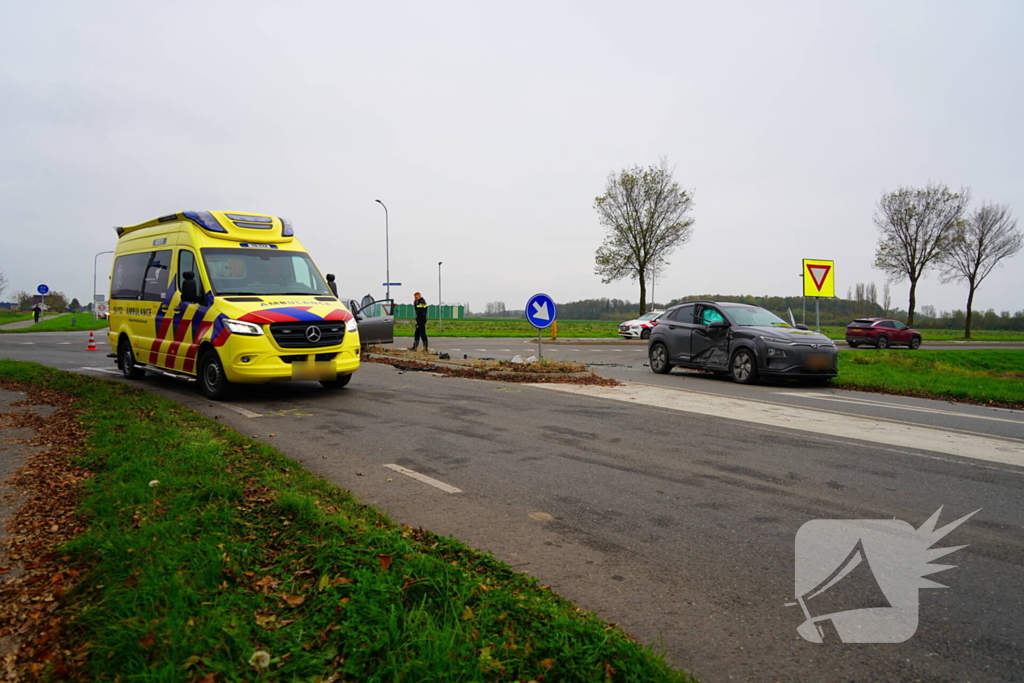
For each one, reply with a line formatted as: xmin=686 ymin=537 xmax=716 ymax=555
xmin=647 ymin=301 xmax=838 ymax=384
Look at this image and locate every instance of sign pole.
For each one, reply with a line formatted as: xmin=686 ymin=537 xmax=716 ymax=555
xmin=816 ymin=298 xmax=820 ymax=333
xmin=525 ymin=293 xmax=556 ymax=361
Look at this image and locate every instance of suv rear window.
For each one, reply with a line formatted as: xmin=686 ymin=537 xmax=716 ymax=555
xmin=850 ymin=319 xmax=874 ymax=325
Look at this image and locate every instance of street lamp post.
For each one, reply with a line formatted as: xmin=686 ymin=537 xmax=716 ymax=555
xmin=375 ymin=199 xmax=390 ymax=302
xmin=438 ymin=261 xmax=443 ymax=333
xmin=93 ymin=250 xmax=114 ymax=320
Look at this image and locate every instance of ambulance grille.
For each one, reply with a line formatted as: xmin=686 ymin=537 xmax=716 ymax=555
xmin=269 ymin=321 xmax=345 ymax=348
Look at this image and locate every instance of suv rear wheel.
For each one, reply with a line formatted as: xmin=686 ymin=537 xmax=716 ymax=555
xmin=876 ymin=335 xmax=890 ymax=349
xmin=649 ymin=343 xmax=671 ymax=374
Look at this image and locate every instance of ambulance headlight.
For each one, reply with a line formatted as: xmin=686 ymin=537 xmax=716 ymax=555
xmin=345 ymin=318 xmax=358 ymax=333
xmin=225 ymin=319 xmax=264 ymax=336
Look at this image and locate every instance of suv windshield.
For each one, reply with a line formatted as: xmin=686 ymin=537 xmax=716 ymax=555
xmin=201 ymin=248 xmax=332 ymax=296
xmin=638 ymin=311 xmax=661 ymax=321
xmin=722 ymin=305 xmax=792 ymax=327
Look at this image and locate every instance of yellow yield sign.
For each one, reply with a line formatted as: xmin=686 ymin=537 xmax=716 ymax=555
xmin=803 ymin=259 xmax=835 ymax=298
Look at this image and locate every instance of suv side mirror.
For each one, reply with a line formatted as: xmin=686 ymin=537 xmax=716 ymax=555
xmin=181 ymin=271 xmax=202 ymax=303
xmin=708 ymin=320 xmax=729 ymax=329
xmin=795 ymin=323 xmax=809 ymax=330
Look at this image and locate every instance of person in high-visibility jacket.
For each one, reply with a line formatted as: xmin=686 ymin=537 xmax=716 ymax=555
xmin=411 ymin=292 xmax=429 ymax=351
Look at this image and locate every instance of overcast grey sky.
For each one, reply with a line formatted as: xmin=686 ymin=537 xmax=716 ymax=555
xmin=2 ymin=0 xmax=1022 ymax=316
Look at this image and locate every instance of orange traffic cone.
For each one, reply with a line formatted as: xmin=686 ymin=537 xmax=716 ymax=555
xmin=86 ymin=331 xmax=98 ymax=351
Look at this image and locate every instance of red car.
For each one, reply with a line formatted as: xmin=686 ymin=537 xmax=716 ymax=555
xmin=845 ymin=318 xmax=922 ymax=349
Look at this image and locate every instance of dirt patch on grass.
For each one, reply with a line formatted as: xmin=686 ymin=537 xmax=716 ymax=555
xmin=363 ymin=350 xmax=621 ymax=386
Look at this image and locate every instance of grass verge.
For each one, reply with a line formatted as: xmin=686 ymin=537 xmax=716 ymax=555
xmin=0 ymin=360 xmax=690 ymax=682
xmin=834 ymin=349 xmax=1024 ymax=409
xmin=394 ymin=320 xmax=1024 ymax=341
xmin=393 ymin=319 xmax=619 ymax=338
xmin=0 ymin=314 xmax=109 ymax=333
xmin=818 ymin=326 xmax=1024 ymax=342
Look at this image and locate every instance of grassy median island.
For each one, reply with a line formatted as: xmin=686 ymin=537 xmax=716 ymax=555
xmin=834 ymin=349 xmax=1024 ymax=409
xmin=0 ymin=313 xmax=108 ymax=333
xmin=0 ymin=361 xmax=692 ymax=683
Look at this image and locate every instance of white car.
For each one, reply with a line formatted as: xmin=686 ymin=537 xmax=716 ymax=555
xmin=618 ymin=310 xmax=664 ymax=339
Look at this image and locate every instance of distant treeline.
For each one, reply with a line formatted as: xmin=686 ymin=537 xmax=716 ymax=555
xmin=541 ymin=296 xmax=1024 ymax=330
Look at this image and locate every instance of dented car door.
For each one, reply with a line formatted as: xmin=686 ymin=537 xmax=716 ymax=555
xmin=691 ymin=305 xmax=731 ymax=369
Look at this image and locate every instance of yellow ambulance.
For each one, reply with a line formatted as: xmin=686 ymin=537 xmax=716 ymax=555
xmin=107 ymin=210 xmax=359 ymax=399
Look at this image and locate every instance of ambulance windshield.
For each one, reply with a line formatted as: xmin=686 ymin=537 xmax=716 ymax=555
xmin=201 ymin=248 xmax=333 ymax=296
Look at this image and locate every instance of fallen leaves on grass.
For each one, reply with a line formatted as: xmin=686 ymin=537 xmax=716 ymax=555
xmin=0 ymin=380 xmax=91 ymax=682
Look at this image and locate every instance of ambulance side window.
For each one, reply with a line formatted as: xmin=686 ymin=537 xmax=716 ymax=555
xmin=112 ymin=250 xmax=171 ymax=301
xmin=141 ymin=250 xmax=172 ymax=302
xmin=178 ymin=250 xmax=204 ymax=294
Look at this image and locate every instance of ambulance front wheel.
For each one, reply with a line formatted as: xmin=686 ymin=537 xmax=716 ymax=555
xmin=118 ymin=339 xmax=146 ymax=380
xmin=199 ymin=349 xmax=234 ymax=400
xmin=320 ymin=373 xmax=352 ymax=390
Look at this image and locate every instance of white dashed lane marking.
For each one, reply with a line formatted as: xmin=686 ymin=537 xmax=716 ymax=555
xmin=384 ymin=464 xmax=463 ymax=493
xmin=78 ymin=367 xmax=120 ymax=375
xmin=224 ymin=404 xmax=264 ymax=418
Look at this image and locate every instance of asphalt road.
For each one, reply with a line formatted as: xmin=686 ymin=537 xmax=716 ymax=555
xmin=3 ymin=331 xmax=1023 ymax=682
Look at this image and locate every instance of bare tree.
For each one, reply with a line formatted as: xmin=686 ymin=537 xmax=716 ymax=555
xmin=882 ymin=281 xmax=891 ymax=316
xmin=0 ymin=269 xmax=7 ymax=300
xmin=866 ymin=282 xmax=877 ymax=305
xmin=594 ymin=159 xmax=695 ymax=315
xmin=873 ymin=183 xmax=970 ymax=326
xmin=14 ymin=291 xmax=33 ymax=310
xmin=939 ymin=202 xmax=1023 ymax=338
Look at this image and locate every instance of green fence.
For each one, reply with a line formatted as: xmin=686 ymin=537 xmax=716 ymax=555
xmin=391 ymin=304 xmax=464 ymax=320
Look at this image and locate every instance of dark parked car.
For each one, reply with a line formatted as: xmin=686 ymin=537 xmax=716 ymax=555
xmin=647 ymin=301 xmax=838 ymax=384
xmin=845 ymin=318 xmax=921 ymax=349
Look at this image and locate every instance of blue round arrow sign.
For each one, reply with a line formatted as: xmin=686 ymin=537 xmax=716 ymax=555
xmin=37 ymin=284 xmax=49 ymax=295
xmin=525 ymin=293 xmax=556 ymax=329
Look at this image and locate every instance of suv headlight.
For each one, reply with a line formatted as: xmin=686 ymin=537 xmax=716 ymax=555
xmin=758 ymin=336 xmax=792 ymax=344
xmin=345 ymin=318 xmax=358 ymax=333
xmin=225 ymin=319 xmax=264 ymax=336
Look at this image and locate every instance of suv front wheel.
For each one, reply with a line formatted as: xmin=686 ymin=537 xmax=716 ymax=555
xmin=730 ymin=348 xmax=760 ymax=385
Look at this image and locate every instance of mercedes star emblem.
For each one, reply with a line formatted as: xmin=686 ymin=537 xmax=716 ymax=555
xmin=305 ymin=325 xmax=322 ymax=343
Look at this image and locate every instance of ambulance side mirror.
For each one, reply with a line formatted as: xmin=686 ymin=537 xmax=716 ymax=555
xmin=181 ymin=271 xmax=202 ymax=303
xmin=326 ymin=273 xmax=338 ymax=298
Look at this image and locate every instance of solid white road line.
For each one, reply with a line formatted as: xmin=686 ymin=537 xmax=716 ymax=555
xmin=383 ymin=464 xmax=463 ymax=493
xmin=775 ymin=392 xmax=1024 ymax=425
xmin=224 ymin=404 xmax=264 ymax=418
xmin=536 ymin=383 xmax=1024 ymax=468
